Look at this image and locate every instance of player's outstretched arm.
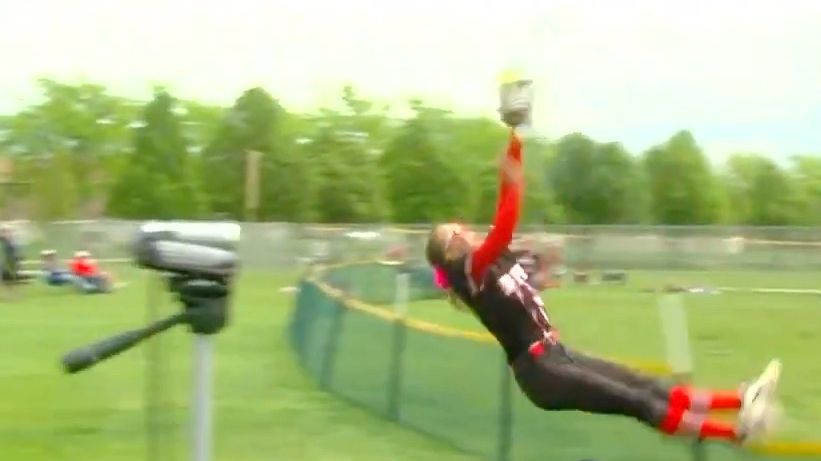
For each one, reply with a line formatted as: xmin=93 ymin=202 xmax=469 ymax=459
xmin=496 ymin=130 xmax=523 ymax=213
xmin=470 ymin=139 xmax=523 ymax=285
xmin=468 ymin=82 xmax=531 ymax=286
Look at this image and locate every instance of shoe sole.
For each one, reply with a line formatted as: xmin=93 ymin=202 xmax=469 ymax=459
xmin=742 ymin=359 xmax=783 ymax=443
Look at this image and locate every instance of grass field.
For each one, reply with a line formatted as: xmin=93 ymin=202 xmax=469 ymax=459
xmin=400 ymin=270 xmax=821 ymax=443
xmin=0 ymin=269 xmax=480 ymax=461
xmin=2 ymin=266 xmax=819 ymax=461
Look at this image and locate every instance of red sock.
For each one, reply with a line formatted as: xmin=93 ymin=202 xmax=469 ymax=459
xmin=707 ymin=391 xmax=742 ymax=410
xmin=659 ymin=405 xmax=738 ymax=442
xmin=698 ymin=418 xmax=738 ymax=441
xmin=669 ymin=385 xmax=742 ymax=411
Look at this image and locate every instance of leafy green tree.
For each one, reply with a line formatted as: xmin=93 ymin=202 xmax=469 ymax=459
xmin=107 ymin=89 xmax=205 ymax=218
xmin=643 ymin=131 xmax=722 ymax=224
xmin=549 ymin=134 xmax=644 ymax=224
xmin=30 ymin=80 xmax=136 ymax=200
xmin=201 ymin=88 xmax=279 ymax=218
xmin=29 ymin=151 xmax=78 ymax=220
xmin=259 ymin=143 xmax=316 ymax=222
xmin=723 ymin=154 xmax=800 ymax=225
xmin=472 ymin=164 xmax=500 ymax=224
xmin=747 ymin=160 xmax=798 ymax=225
xmin=307 ymin=126 xmax=387 ymax=223
xmin=444 ymin=117 xmax=511 ymax=221
xmin=472 ymin=136 xmax=562 ymax=225
xmin=549 ymin=133 xmax=596 ymax=224
xmin=790 ymin=155 xmax=821 ymax=225
xmin=722 ymin=154 xmax=760 ymax=223
xmin=443 ymin=117 xmax=508 ymax=169
xmin=0 ymin=80 xmax=138 ymax=216
xmin=380 ymin=102 xmax=471 ymax=223
xmin=180 ymin=101 xmax=224 ymax=147
xmin=4 ymin=78 xmax=817 ymax=228
xmin=337 ymin=85 xmax=394 ymax=151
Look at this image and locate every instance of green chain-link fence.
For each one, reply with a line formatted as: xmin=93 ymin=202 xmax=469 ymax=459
xmin=290 ymin=260 xmax=821 ymax=461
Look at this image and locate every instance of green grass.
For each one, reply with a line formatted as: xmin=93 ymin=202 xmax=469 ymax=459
xmin=3 ymin=266 xmax=820 ymax=461
xmin=401 ymin=270 xmax=821 ymax=442
xmin=0 ymin=269 xmax=480 ymax=461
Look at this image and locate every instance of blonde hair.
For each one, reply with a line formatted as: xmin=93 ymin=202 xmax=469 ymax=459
xmin=426 ymin=228 xmax=471 ymax=312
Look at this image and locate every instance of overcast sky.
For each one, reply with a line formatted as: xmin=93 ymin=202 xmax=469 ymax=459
xmin=0 ymin=0 xmax=818 ymax=163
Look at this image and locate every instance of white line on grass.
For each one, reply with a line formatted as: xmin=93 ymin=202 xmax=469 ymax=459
xmin=717 ymin=287 xmax=821 ymax=295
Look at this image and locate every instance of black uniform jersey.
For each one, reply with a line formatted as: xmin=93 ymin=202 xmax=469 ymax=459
xmin=442 ymin=249 xmax=555 ymax=363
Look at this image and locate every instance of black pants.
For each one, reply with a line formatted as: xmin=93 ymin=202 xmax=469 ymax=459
xmin=512 ymin=342 xmax=672 ymax=429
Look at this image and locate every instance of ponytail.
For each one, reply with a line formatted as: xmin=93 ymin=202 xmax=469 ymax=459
xmin=445 ymin=289 xmax=469 ymax=311
xmin=432 ymin=266 xmax=468 ymax=311
xmin=433 ymin=266 xmax=450 ymax=289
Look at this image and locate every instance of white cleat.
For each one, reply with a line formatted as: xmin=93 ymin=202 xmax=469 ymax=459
xmin=738 ymin=399 xmax=768 ymax=444
xmin=743 ymin=359 xmax=782 ymax=410
xmin=738 ymin=399 xmax=784 ymax=445
xmin=738 ymin=359 xmax=783 ymax=444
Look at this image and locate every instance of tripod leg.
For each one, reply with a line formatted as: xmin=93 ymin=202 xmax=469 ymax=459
xmin=192 ymin=334 xmax=213 ymax=461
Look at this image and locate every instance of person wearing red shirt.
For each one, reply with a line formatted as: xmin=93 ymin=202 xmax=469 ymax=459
xmin=70 ymin=251 xmax=113 ymax=294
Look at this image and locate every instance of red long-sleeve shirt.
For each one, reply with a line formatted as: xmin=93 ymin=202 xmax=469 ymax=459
xmin=469 ymin=131 xmax=522 ymax=285
xmin=496 ymin=130 xmax=523 ymax=211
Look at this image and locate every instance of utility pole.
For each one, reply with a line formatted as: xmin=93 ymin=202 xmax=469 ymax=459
xmin=244 ymin=150 xmax=262 ymax=222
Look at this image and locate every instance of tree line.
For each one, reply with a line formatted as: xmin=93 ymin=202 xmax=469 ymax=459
xmin=1 ymin=79 xmax=819 ymax=225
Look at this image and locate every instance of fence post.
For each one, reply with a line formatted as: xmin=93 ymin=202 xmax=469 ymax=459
xmin=145 ymin=274 xmax=162 ymax=461
xmin=244 ymin=150 xmax=261 ymax=222
xmin=387 ymin=271 xmax=410 ymax=421
xmin=496 ymin=353 xmax=513 ymax=461
xmin=319 ymin=299 xmax=346 ymax=390
xmin=658 ymin=291 xmax=704 ymax=461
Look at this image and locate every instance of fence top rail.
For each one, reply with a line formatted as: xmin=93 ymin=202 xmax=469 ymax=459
xmin=306 ymin=262 xmax=674 ymax=376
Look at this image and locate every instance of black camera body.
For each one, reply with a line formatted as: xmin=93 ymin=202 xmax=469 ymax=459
xmin=134 ymin=221 xmax=241 ymax=281
xmin=136 ymin=221 xmax=241 ymax=335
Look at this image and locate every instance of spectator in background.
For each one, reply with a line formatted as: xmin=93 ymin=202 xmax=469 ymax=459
xmin=70 ymin=250 xmax=115 ymax=294
xmin=40 ymin=250 xmax=75 ymax=287
xmin=1 ymin=225 xmax=32 ymax=296
xmin=383 ymin=244 xmax=409 ymax=264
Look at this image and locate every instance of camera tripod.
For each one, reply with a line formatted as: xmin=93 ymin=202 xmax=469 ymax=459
xmin=61 ymin=275 xmax=231 ymax=461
